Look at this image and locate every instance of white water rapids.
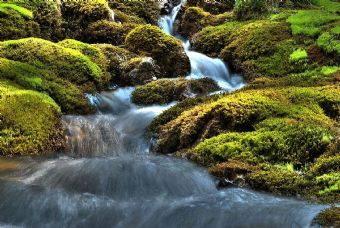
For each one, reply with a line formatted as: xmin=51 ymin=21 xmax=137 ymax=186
xmin=0 ymin=1 xmax=327 ymax=227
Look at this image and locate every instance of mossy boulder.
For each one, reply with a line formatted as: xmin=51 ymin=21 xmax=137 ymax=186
xmin=155 ymin=86 xmax=339 ymax=154
xmin=93 ymin=44 xmax=137 ymax=84
xmin=0 ymin=57 xmax=92 ymax=114
xmin=109 ymin=0 xmax=160 ymax=24
xmin=125 ymin=24 xmax=190 ymax=78
xmin=132 ymin=78 xmax=220 ymax=105
xmin=120 ymin=57 xmax=161 ymax=86
xmin=85 ymin=20 xmax=138 ymax=46
xmin=0 ymin=38 xmax=107 ymax=92
xmin=186 ymin=0 xmax=234 ymax=14
xmin=0 ymin=80 xmax=64 ymax=156
xmin=60 ymin=0 xmax=112 ymax=39
xmin=0 ymin=3 xmax=40 ymax=41
xmin=313 ymin=207 xmax=340 ymax=227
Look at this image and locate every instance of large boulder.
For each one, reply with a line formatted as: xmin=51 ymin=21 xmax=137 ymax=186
xmin=125 ymin=24 xmax=190 ymax=78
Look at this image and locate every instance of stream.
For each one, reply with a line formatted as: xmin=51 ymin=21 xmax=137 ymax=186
xmin=0 ymin=1 xmax=326 ymax=227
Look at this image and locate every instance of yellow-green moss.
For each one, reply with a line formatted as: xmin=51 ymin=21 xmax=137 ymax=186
xmin=85 ymin=20 xmax=139 ymax=46
xmin=0 ymin=3 xmax=33 ymax=18
xmin=313 ymin=207 xmax=340 ymax=227
xmin=125 ymin=24 xmax=190 ymax=78
xmin=0 ymin=80 xmax=64 ymax=156
xmin=132 ymin=78 xmax=219 ymax=105
xmin=0 ymin=38 xmax=105 ymax=91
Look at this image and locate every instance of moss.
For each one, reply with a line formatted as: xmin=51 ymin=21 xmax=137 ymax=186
xmin=132 ymin=78 xmax=219 ymax=105
xmin=93 ymin=44 xmax=137 ymax=84
xmin=317 ymin=31 xmax=340 ymax=55
xmin=155 ymin=86 xmax=339 ymax=154
xmin=0 ymin=57 xmax=92 ymax=114
xmin=0 ymin=38 xmax=106 ymax=91
xmin=0 ymin=80 xmax=64 ymax=156
xmin=109 ymin=0 xmax=160 ymax=24
xmin=60 ymin=0 xmax=111 ymax=39
xmin=0 ymin=3 xmax=33 ymax=18
xmin=248 ymin=168 xmax=308 ymax=195
xmin=58 ymin=39 xmax=110 ymax=83
xmin=0 ymin=4 xmax=40 ymax=41
xmin=85 ymin=20 xmax=138 ymax=46
xmin=193 ymin=119 xmax=333 ymax=165
xmin=125 ymin=24 xmax=190 ymax=78
xmin=287 ymin=10 xmax=340 ymax=37
xmin=186 ymin=0 xmax=234 ymax=14
xmin=313 ymin=207 xmax=340 ymax=227
xmin=313 ymin=0 xmax=340 ymax=13
xmin=316 ymin=172 xmax=340 ymax=195
xmin=191 ymin=22 xmax=243 ymax=56
xmin=290 ymin=48 xmax=308 ymax=61
xmin=234 ymin=0 xmax=269 ymax=20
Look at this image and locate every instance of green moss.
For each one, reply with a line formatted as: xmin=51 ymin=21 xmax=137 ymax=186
xmin=0 ymin=38 xmax=105 ymax=91
xmin=125 ymin=24 xmax=190 ymax=78
xmin=317 ymin=31 xmax=340 ymax=55
xmin=194 ymin=120 xmax=333 ymax=165
xmin=313 ymin=0 xmax=340 ymax=13
xmin=0 ymin=3 xmax=33 ymax=18
xmin=316 ymin=172 xmax=340 ymax=195
xmin=234 ymin=0 xmax=269 ymax=20
xmin=321 ymin=66 xmax=340 ymax=75
xmin=290 ymin=48 xmax=308 ymax=61
xmin=132 ymin=78 xmax=219 ymax=105
xmin=287 ymin=10 xmax=340 ymax=36
xmin=109 ymin=0 xmax=160 ymax=24
xmin=0 ymin=57 xmax=92 ymax=114
xmin=0 ymin=80 xmax=64 ymax=156
xmin=156 ymin=86 xmax=339 ymax=154
xmin=191 ymin=22 xmax=243 ymax=56
xmin=85 ymin=20 xmax=138 ymax=46
xmin=313 ymin=207 xmax=340 ymax=227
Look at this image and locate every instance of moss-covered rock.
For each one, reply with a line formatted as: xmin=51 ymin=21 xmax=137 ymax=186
xmin=60 ymin=0 xmax=112 ymax=39
xmin=0 ymin=57 xmax=92 ymax=114
xmin=109 ymin=0 xmax=160 ymax=24
xmin=186 ymin=0 xmax=234 ymax=14
xmin=0 ymin=38 xmax=107 ymax=92
xmin=313 ymin=207 xmax=340 ymax=227
xmin=132 ymin=78 xmax=220 ymax=105
xmin=155 ymin=86 xmax=339 ymax=154
xmin=0 ymin=80 xmax=64 ymax=156
xmin=0 ymin=3 xmax=40 ymax=41
xmin=125 ymin=24 xmax=190 ymax=78
xmin=120 ymin=57 xmax=161 ymax=86
xmin=85 ymin=20 xmax=138 ymax=46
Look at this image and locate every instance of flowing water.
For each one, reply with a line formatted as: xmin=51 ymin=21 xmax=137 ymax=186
xmin=0 ymin=1 xmax=326 ymax=227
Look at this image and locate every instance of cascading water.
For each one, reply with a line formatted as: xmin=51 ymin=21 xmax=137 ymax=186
xmin=158 ymin=0 xmax=245 ymax=90
xmin=0 ymin=1 xmax=326 ymax=227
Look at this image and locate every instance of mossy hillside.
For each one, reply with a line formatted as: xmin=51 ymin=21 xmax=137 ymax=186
xmin=155 ymin=86 xmax=339 ymax=154
xmin=125 ymin=25 xmax=190 ymax=78
xmin=109 ymin=0 xmax=160 ymax=24
xmin=85 ymin=20 xmax=139 ymax=46
xmin=131 ymin=78 xmax=220 ymax=105
xmin=0 ymin=57 xmax=92 ymax=114
xmin=0 ymin=80 xmax=64 ymax=156
xmin=0 ymin=38 xmax=107 ymax=91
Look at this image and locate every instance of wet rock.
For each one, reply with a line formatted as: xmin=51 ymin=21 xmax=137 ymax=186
xmin=120 ymin=57 xmax=161 ymax=86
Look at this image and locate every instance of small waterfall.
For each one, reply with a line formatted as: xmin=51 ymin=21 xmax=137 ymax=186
xmin=158 ymin=0 xmax=245 ymax=90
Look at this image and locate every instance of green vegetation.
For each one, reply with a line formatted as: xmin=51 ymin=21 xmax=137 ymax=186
xmin=125 ymin=24 xmax=190 ymax=78
xmin=0 ymin=80 xmax=64 ymax=156
xmin=290 ymin=49 xmax=308 ymax=61
xmin=132 ymin=78 xmax=219 ymax=105
xmin=0 ymin=3 xmax=33 ymax=18
xmin=313 ymin=207 xmax=340 ymax=227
